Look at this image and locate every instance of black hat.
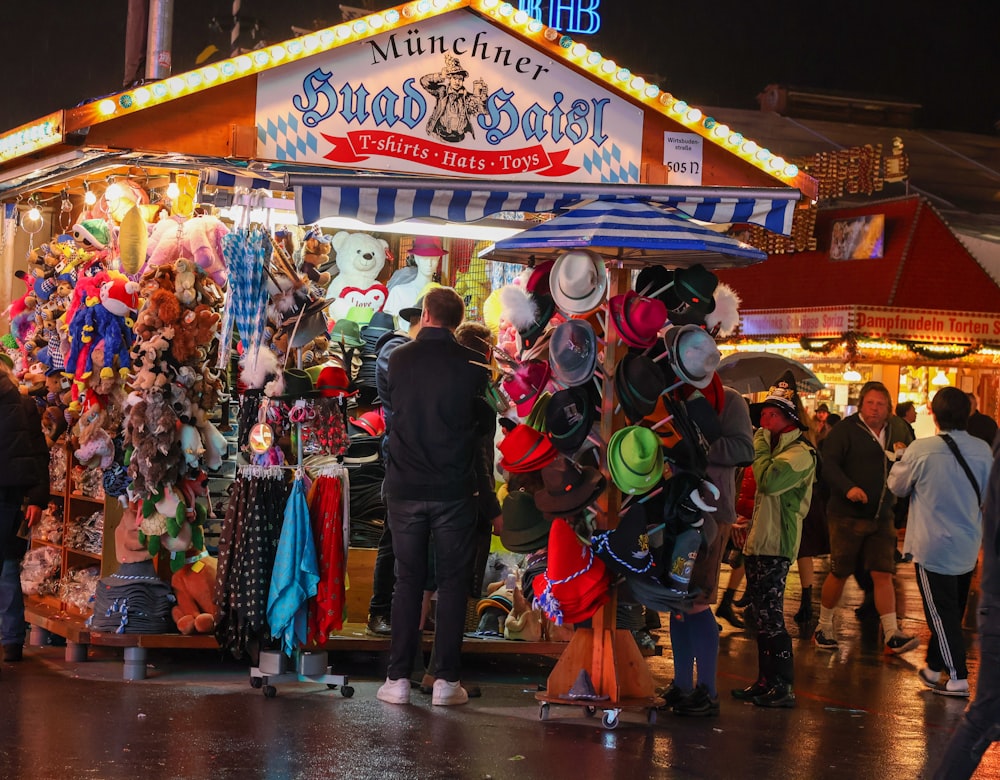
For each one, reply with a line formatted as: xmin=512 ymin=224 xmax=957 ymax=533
xmin=614 ymin=352 xmax=666 ymax=424
xmin=519 ymin=293 xmax=556 ymax=351
xmin=270 ymin=368 xmax=318 ymax=400
xmin=592 ymin=500 xmax=657 ymax=578
xmin=545 ymin=386 xmax=596 ymax=455
xmin=534 ymin=456 xmax=605 ymax=519
xmin=500 ymin=490 xmax=552 ymax=553
xmin=279 ymin=297 xmax=331 ymax=348
xmin=750 ymin=370 xmax=807 ymax=430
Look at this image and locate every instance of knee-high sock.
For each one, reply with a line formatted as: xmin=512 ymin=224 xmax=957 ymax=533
xmin=669 ymin=611 xmax=695 ymax=691
xmin=689 ymin=608 xmax=721 ymax=697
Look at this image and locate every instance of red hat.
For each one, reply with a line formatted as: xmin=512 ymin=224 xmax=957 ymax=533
xmin=352 ymin=409 xmax=385 ymax=436
xmin=314 ymin=365 xmax=357 ymax=398
xmin=498 ymin=423 xmax=558 ymax=473
xmin=502 ymin=359 xmax=551 ymax=418
xmin=608 ymin=291 xmax=667 ymax=348
xmin=410 ymin=236 xmax=448 ymax=257
xmin=524 ymin=259 xmax=555 ymax=297
xmin=533 ymin=518 xmax=611 ymax=625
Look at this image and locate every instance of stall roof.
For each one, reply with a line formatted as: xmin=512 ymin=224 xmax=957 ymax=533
xmin=715 ymin=195 xmax=1000 ymax=313
xmin=0 ymin=0 xmax=816 ymax=206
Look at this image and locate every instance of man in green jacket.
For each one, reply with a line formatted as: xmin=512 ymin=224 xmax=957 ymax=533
xmin=732 ymin=371 xmax=816 ymax=708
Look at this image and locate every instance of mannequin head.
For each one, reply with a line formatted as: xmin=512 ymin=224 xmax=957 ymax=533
xmin=414 ymin=254 xmax=440 ymax=278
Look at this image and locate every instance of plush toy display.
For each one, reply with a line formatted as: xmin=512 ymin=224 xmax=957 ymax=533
xmin=325 ymin=231 xmax=389 ymax=321
xmin=170 ymin=547 xmax=219 ymax=635
xmin=143 ymin=215 xmax=230 ymax=288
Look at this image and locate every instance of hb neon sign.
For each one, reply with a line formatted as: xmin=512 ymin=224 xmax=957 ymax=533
xmin=518 ymin=0 xmax=602 ymax=34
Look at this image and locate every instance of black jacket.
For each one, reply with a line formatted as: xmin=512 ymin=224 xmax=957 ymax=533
xmin=0 ymin=374 xmax=49 ymax=507
xmin=823 ymin=412 xmax=908 ymax=522
xmin=384 ymin=327 xmax=491 ymax=502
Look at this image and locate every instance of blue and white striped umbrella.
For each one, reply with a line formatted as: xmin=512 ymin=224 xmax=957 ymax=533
xmin=219 ymin=227 xmax=270 ymax=368
xmin=486 ymin=197 xmax=767 ymax=269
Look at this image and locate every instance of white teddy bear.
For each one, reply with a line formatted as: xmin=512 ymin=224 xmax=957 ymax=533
xmin=325 ymin=231 xmax=389 ymax=321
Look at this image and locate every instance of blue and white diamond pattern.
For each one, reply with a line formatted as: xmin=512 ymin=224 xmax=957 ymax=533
xmin=257 ymin=112 xmax=319 ymax=162
xmin=580 ymin=143 xmax=639 ymax=184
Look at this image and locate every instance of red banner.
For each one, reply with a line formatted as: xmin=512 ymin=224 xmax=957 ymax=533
xmin=321 ymin=130 xmax=578 ymax=177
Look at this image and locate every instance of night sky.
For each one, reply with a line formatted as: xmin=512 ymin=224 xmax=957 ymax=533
xmin=1 ymin=1 xmax=997 ymax=135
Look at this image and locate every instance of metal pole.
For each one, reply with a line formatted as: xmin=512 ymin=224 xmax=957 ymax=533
xmin=231 ymin=0 xmax=241 ymax=57
xmin=145 ymin=0 xmax=175 ymax=81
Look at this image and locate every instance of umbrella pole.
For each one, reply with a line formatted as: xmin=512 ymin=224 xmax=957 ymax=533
xmin=539 ymin=261 xmax=659 ymax=709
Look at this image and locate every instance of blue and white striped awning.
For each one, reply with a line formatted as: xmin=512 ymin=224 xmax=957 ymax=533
xmin=486 ymin=197 xmax=767 ymax=268
xmin=202 ymin=168 xmax=289 ymax=191
xmin=293 ymin=181 xmax=797 ymax=235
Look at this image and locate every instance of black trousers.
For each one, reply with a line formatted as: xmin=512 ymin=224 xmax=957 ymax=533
xmin=387 ymin=495 xmax=476 ymax=683
xmin=745 ymin=555 xmax=794 ymax=684
xmin=368 ymin=522 xmax=395 ymax=619
xmin=915 ymin=563 xmax=973 ymax=680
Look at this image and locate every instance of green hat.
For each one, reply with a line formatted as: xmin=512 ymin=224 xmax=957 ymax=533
xmin=329 ymin=319 xmax=364 ymax=348
xmin=524 ymin=391 xmax=552 ymax=432
xmin=607 ymin=426 xmax=663 ymax=496
xmin=344 ymin=306 xmax=375 ymax=326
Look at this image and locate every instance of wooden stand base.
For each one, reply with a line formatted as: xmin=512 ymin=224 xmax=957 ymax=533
xmin=538 ymin=627 xmax=658 ymax=702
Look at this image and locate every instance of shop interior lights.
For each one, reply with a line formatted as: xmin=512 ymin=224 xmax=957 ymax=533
xmin=83 ymin=181 xmax=97 ymax=206
xmin=166 ymin=173 xmax=180 ymax=201
xmin=105 ymin=177 xmax=124 ymax=202
xmin=843 ymin=366 xmax=862 ymax=382
xmin=931 ymin=369 xmax=950 ymax=386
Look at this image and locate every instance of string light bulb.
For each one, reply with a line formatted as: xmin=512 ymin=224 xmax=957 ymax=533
xmin=931 ymin=369 xmax=950 ymax=387
xmin=166 ymin=173 xmax=180 ymax=201
xmin=105 ymin=177 xmax=124 ymax=202
xmin=83 ymin=181 xmax=97 ymax=206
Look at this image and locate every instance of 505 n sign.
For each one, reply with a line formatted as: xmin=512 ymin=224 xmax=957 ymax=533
xmin=663 ymin=132 xmax=703 ymax=185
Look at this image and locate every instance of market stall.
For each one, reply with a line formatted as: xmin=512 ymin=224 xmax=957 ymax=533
xmin=0 ymin=0 xmax=813 ymax=683
xmin=715 ymin=195 xmax=1000 ymax=423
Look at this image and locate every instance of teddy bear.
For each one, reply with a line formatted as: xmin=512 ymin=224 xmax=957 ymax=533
xmin=134 ymin=287 xmax=182 ymax=344
xmin=325 ymin=231 xmax=389 ymax=321
xmin=144 ymin=215 xmax=230 ymax=288
xmin=171 ymin=545 xmax=219 ymax=635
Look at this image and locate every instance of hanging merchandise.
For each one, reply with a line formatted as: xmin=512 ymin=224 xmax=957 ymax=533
xmin=305 ymin=469 xmax=348 ymax=643
xmin=214 ymin=466 xmax=291 ymax=663
xmin=220 ymin=226 xmax=270 ymax=371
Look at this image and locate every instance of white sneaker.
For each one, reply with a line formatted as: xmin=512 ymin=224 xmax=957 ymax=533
xmin=918 ymin=667 xmax=942 ymax=689
xmin=933 ymin=678 xmax=970 ymax=698
xmin=376 ymin=677 xmax=410 ymax=704
xmin=432 ymin=679 xmax=469 ymax=706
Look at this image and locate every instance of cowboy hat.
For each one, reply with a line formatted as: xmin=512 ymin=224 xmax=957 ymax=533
xmin=549 ymin=250 xmax=607 ymax=316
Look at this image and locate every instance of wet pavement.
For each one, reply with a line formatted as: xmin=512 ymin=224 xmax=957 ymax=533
xmin=2 ymin=561 xmax=998 ymax=780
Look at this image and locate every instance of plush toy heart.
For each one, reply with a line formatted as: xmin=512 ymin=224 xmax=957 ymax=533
xmin=338 ymin=284 xmax=388 ymax=311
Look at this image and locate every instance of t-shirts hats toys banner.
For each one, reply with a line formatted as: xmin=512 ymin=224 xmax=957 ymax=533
xmin=498 ymin=423 xmax=558 ymax=474
xmin=502 ymin=359 xmax=551 ymax=418
xmin=607 ymin=425 xmax=664 ymax=496
xmin=549 ymin=319 xmax=598 ymax=387
xmin=500 ymin=489 xmax=552 ymax=553
xmin=614 ymin=352 xmax=666 ymax=424
xmin=607 ymin=290 xmax=668 ymax=348
xmin=534 ymin=456 xmax=606 ymax=521
xmin=533 ymin=517 xmax=611 ymax=626
xmin=749 ymin=370 xmax=809 ymax=431
xmin=549 ymin=249 xmax=608 ymax=317
xmin=545 ymin=386 xmax=597 ymax=456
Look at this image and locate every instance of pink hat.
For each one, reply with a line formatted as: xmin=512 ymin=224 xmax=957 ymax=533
xmin=410 ymin=236 xmax=448 ymax=257
xmin=608 ymin=291 xmax=667 ymax=348
xmin=502 ymin=359 xmax=552 ymax=418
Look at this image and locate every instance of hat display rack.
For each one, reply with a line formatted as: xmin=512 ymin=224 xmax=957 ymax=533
xmin=489 ymin=233 xmax=750 ymax=727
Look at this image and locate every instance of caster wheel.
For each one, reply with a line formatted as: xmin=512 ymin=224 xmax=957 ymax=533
xmin=601 ymin=711 xmax=619 ymax=729
xmin=585 ymin=705 xmax=597 ymax=718
xmin=263 ymin=685 xmax=277 ymax=698
xmin=250 ymin=677 xmax=263 ymax=689
xmin=647 ymin=709 xmax=658 ymax=725
xmin=539 ymin=703 xmax=550 ymax=721
xmin=341 ymin=685 xmax=355 ymax=698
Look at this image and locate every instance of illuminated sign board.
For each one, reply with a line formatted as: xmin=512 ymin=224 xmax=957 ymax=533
xmin=518 ymin=0 xmax=601 ymax=34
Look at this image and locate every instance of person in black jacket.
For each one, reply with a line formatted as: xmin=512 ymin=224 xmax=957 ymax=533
xmin=0 ymin=359 xmax=49 ymax=663
xmin=377 ymin=287 xmax=491 ymax=707
xmin=965 ymin=393 xmax=998 ymax=447
xmin=814 ymin=381 xmax=917 ymax=654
